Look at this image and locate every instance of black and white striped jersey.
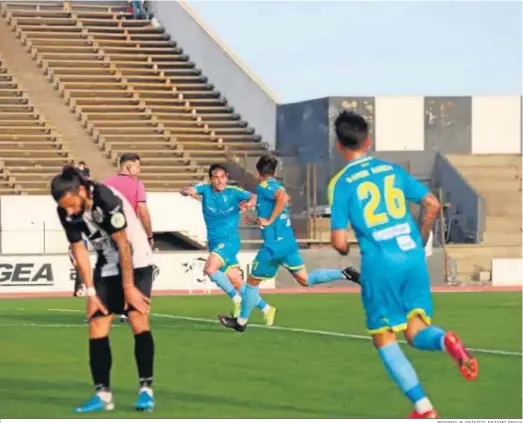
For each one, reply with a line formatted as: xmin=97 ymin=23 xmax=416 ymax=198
xmin=58 ymin=183 xmax=153 ymax=278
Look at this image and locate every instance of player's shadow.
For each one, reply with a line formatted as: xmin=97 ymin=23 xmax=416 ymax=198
xmin=0 ymin=377 xmax=91 ymax=408
xmin=0 ymin=377 xmax=332 ymax=417
xmin=163 ymin=388 xmax=332 ymax=416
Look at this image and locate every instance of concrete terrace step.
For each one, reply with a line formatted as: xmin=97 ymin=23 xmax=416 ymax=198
xmin=0 ymin=0 xmax=272 ymax=249
xmin=446 ymin=244 xmax=522 ymax=281
xmin=482 ymin=231 xmax=522 ymax=246
xmin=485 ymin=216 xmax=523 ymax=232
xmin=447 ymin=154 xmax=522 ymax=168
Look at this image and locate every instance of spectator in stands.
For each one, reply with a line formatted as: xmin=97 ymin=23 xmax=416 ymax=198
xmin=76 ymin=161 xmax=91 ymax=180
xmin=129 ymin=0 xmax=149 ymax=19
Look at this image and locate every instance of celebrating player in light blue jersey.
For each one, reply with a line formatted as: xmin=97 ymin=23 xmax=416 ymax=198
xmin=218 ymin=155 xmax=360 ymax=332
xmin=328 ymin=111 xmax=478 ymax=418
xmin=180 ymin=164 xmax=277 ymax=326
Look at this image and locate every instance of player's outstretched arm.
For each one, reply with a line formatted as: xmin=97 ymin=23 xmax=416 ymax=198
xmin=239 ymin=193 xmax=257 ymax=212
xmin=419 ymin=193 xmax=441 ymax=244
xmin=180 ymin=186 xmax=197 ymax=198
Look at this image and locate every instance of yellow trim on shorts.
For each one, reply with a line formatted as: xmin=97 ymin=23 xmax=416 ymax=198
xmin=224 ymin=264 xmax=240 ymax=274
xmin=368 ymin=323 xmax=408 ymax=335
xmin=250 ymin=268 xmax=279 ymax=281
xmin=407 ymin=308 xmax=432 ymax=325
xmin=284 ymin=263 xmax=305 ymax=271
xmin=250 ymin=275 xmax=277 ymax=281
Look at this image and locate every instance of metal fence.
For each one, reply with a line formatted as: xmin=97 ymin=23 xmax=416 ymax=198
xmin=278 ymin=162 xmax=331 ymax=241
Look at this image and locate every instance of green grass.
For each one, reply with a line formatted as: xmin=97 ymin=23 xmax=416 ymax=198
xmin=0 ymin=292 xmax=521 ymax=418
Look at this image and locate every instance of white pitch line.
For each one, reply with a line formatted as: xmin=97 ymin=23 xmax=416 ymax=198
xmin=152 ymin=313 xmax=523 ymax=357
xmin=0 ymin=323 xmax=195 ymax=329
xmin=0 ymin=323 xmax=83 ymax=328
xmin=48 ymin=308 xmax=82 ymax=313
xmin=23 ymin=308 xmax=523 ymax=358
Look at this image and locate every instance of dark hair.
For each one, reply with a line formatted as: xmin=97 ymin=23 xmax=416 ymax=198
xmin=256 ymin=154 xmax=278 ymax=177
xmin=334 ymin=111 xmax=369 ymax=150
xmin=50 ymin=166 xmax=90 ymax=202
xmin=78 ymin=161 xmax=86 ymax=166
xmin=119 ymin=153 xmax=140 ymax=165
xmin=208 ymin=163 xmax=227 ymax=178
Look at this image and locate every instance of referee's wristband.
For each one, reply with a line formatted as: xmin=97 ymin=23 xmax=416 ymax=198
xmin=148 ymin=236 xmax=154 ymax=240
xmin=86 ymin=287 xmax=96 ymax=297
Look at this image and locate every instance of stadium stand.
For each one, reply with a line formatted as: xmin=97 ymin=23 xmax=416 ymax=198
xmin=1 ymin=0 xmax=269 ymax=191
xmin=445 ymin=154 xmax=522 ymax=282
xmin=0 ymin=54 xmax=72 ymax=194
xmin=0 ymin=1 xmax=519 ymax=283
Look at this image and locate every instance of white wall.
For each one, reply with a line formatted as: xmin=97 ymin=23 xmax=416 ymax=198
xmin=472 ymin=96 xmax=522 ymax=154
xmin=150 ymin=0 xmax=277 ymax=148
xmin=492 ymin=258 xmax=523 ymax=286
xmin=0 ymin=252 xmax=275 ymax=294
xmin=0 ymin=193 xmax=207 ymax=254
xmin=375 ymin=96 xmax=424 ymax=151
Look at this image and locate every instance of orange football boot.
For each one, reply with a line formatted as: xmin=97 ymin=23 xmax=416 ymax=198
xmin=408 ymin=409 xmax=439 ymax=418
xmin=444 ymin=331 xmax=479 ymax=381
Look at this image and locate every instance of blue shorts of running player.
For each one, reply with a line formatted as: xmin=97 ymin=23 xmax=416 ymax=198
xmin=360 ymin=256 xmax=433 ymax=334
xmin=251 ymin=242 xmax=304 ymax=280
xmin=209 ymin=240 xmax=240 ymax=273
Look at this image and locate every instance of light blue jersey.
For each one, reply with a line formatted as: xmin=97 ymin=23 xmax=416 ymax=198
xmin=251 ymin=178 xmax=303 ymax=279
xmin=256 ymin=178 xmax=296 ymax=250
xmin=194 ymin=183 xmax=251 ymax=272
xmin=328 ymin=156 xmax=432 ymax=334
xmin=328 ymin=156 xmax=429 ymax=272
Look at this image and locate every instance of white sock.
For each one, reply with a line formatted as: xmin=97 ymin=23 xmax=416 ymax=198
xmin=97 ymin=390 xmax=113 ymax=403
xmin=262 ymin=304 xmax=271 ymax=314
xmin=232 ymin=294 xmax=242 ymax=304
xmin=237 ymin=317 xmax=248 ymax=325
xmin=139 ymin=386 xmax=153 ymax=396
xmin=414 ymin=397 xmax=433 ymax=414
xmin=440 ymin=336 xmax=446 ymax=351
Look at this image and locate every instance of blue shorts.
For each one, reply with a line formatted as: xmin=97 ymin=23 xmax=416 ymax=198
xmin=250 ymin=244 xmax=304 ymax=280
xmin=361 ymin=259 xmax=433 ymax=334
xmin=209 ymin=241 xmax=240 ymax=273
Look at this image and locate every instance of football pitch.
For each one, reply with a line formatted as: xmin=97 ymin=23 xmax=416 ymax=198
xmin=0 ymin=291 xmax=521 ymax=419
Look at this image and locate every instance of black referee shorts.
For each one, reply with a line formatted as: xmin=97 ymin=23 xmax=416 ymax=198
xmin=92 ymin=266 xmax=153 ymax=319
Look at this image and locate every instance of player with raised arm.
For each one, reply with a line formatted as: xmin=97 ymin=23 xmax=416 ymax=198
xmin=51 ymin=166 xmax=156 ymax=413
xmin=328 ymin=111 xmax=478 ymax=418
xmin=180 ymin=164 xmax=277 ymax=325
xmin=218 ymin=154 xmax=360 ymax=332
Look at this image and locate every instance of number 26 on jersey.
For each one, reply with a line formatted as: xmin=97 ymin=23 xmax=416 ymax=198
xmin=357 ymin=175 xmax=407 ymax=228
